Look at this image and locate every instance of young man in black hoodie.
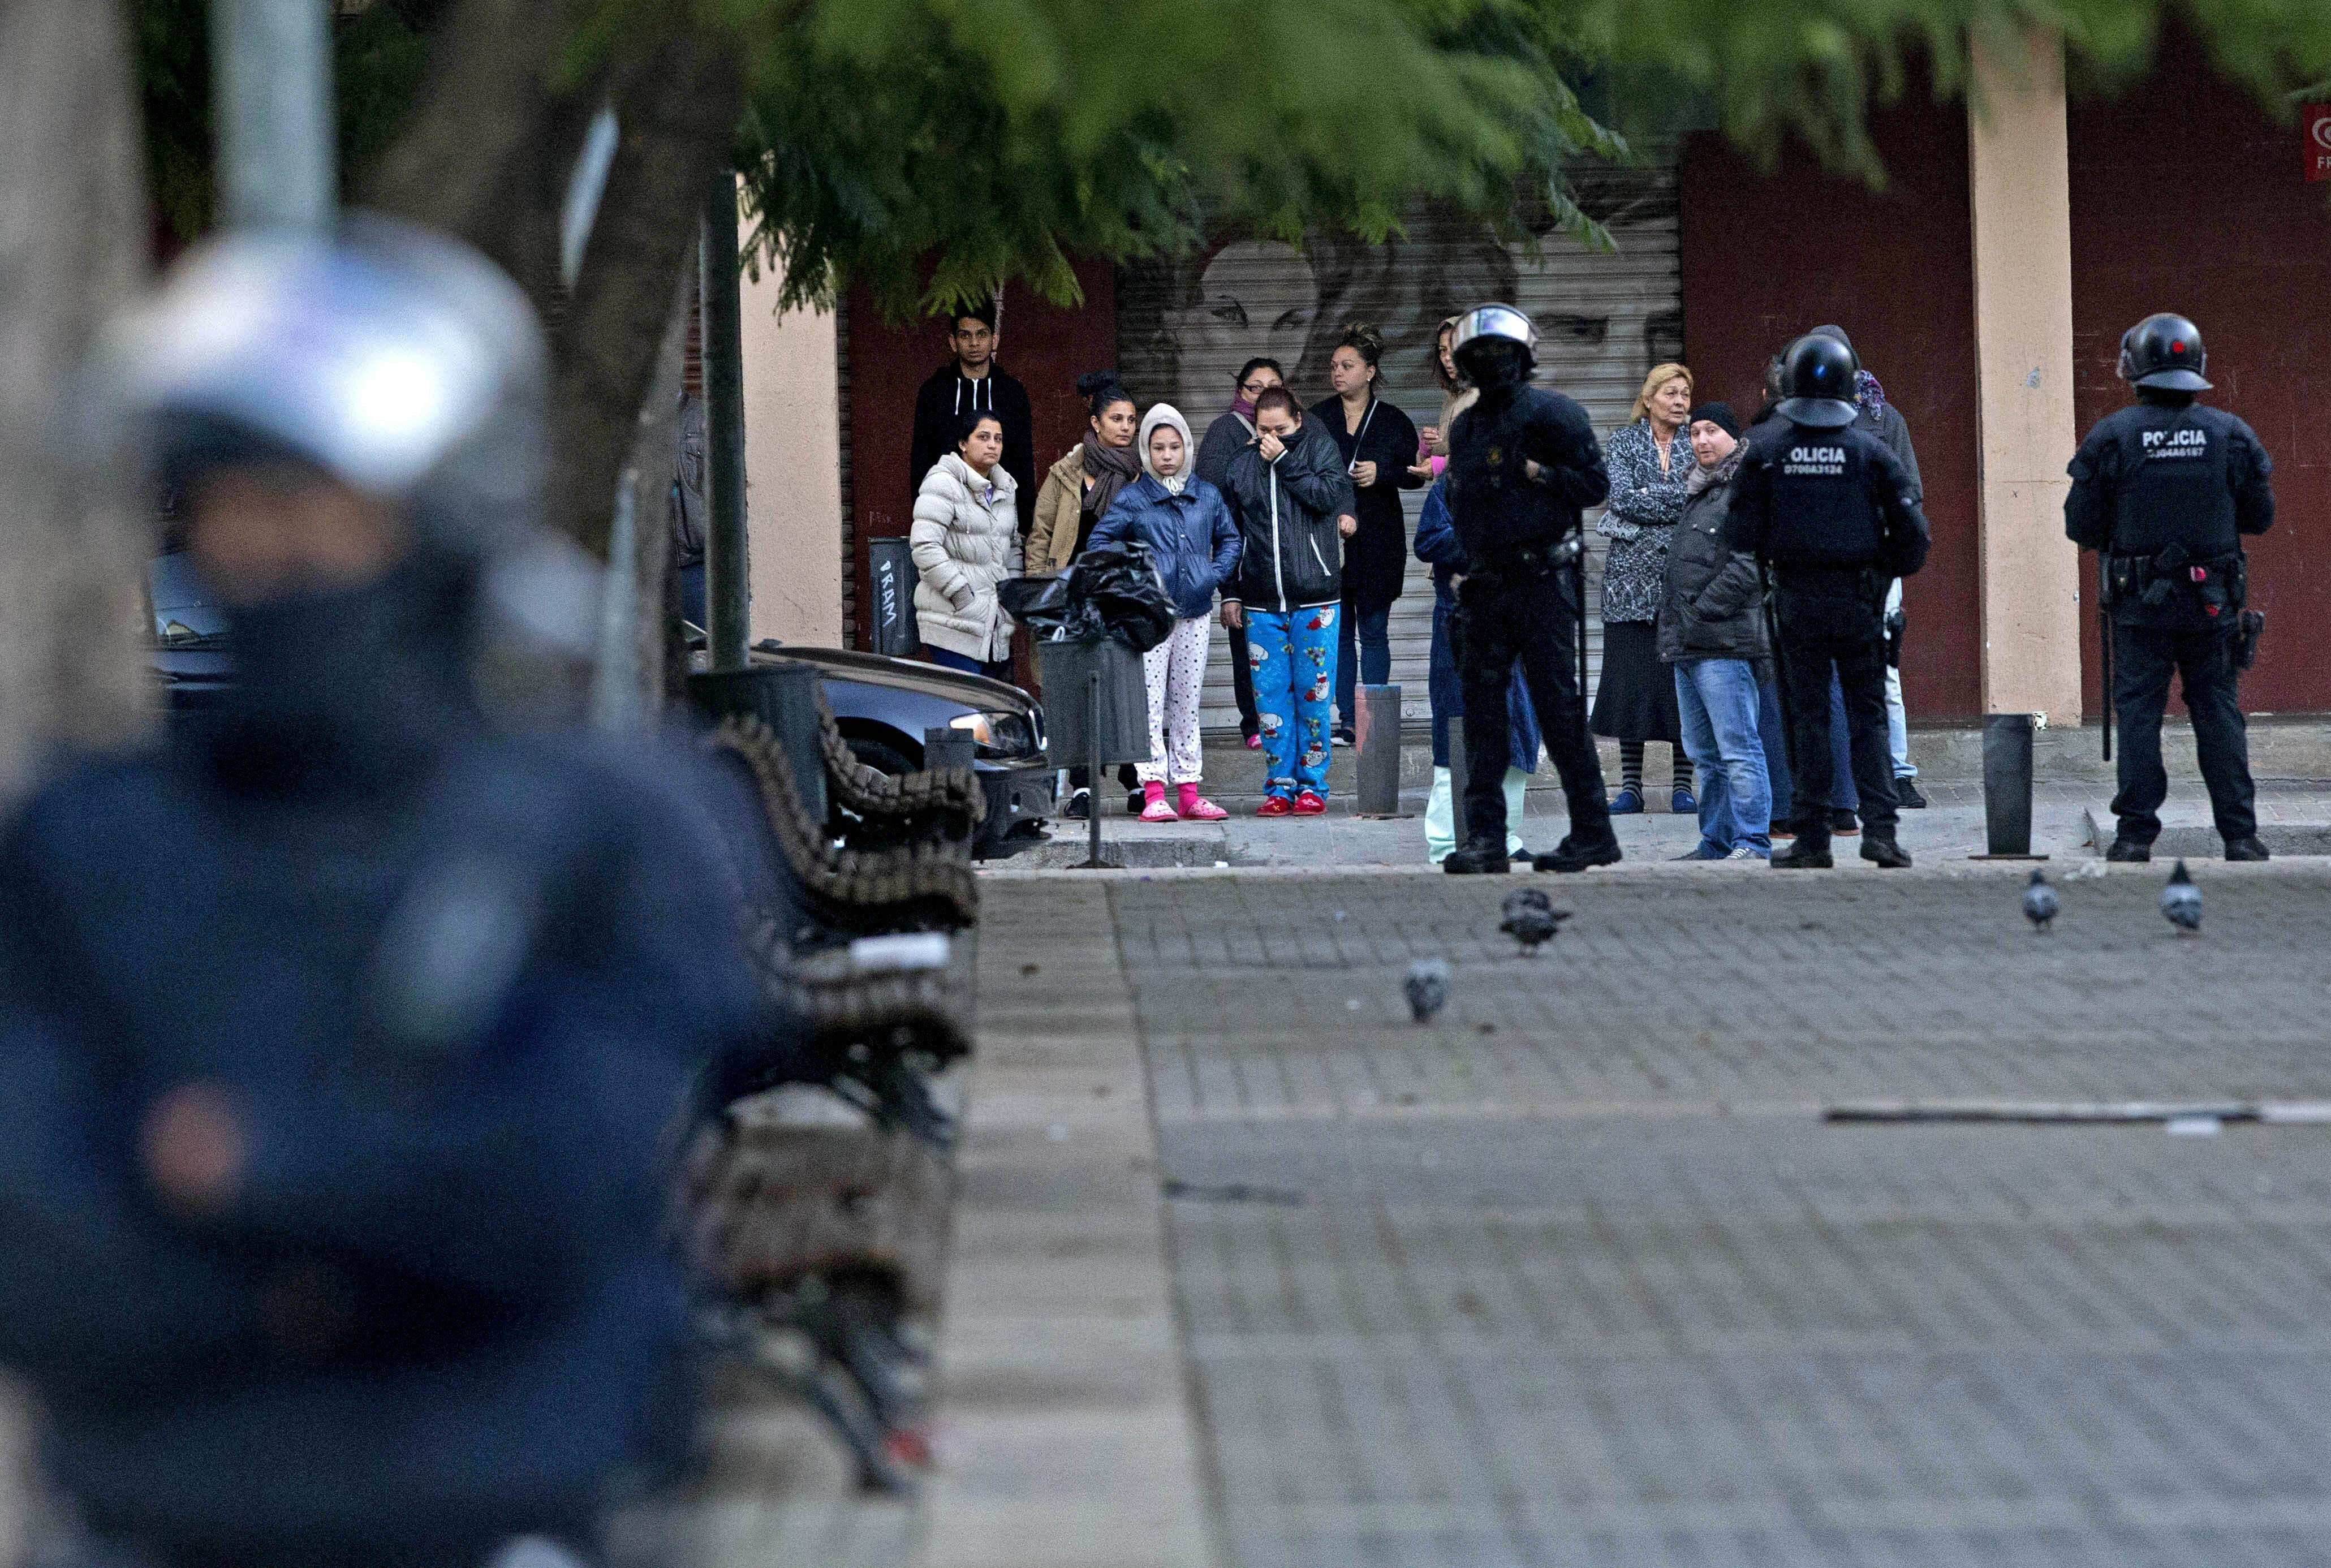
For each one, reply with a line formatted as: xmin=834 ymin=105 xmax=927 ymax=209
xmin=909 ymin=299 xmax=1037 ymax=533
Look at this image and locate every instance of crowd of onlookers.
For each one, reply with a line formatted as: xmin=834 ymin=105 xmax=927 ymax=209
xmin=898 ymin=300 xmax=1927 ymax=860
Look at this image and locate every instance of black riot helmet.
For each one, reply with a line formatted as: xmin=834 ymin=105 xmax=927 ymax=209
xmin=1450 ymin=303 xmax=1537 ymax=389
xmin=1775 ymin=334 xmax=1860 ymax=429
xmin=2118 ymin=312 xmax=2211 ymax=392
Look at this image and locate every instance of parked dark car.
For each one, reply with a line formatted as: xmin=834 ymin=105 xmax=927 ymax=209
xmin=146 ymin=552 xmax=1054 ymax=859
xmin=744 ymin=641 xmax=1053 ymax=859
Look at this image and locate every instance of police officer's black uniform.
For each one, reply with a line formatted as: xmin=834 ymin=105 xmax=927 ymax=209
xmin=1724 ymin=334 xmax=1930 ymax=869
xmin=1441 ymin=304 xmax=1620 ymax=875
xmin=2066 ymin=313 xmax=2274 ymax=861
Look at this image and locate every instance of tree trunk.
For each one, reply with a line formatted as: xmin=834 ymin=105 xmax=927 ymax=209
xmin=0 ymin=0 xmax=155 ymax=809
xmin=553 ymin=27 xmax=742 ymax=558
xmin=363 ymin=0 xmax=583 ymax=312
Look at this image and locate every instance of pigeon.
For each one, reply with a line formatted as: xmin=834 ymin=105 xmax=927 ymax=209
xmin=1402 ymin=958 xmax=1452 ymax=1023
xmin=1498 ymin=888 xmax=1571 ymax=955
xmin=2161 ymin=859 xmax=2202 ymax=934
xmin=2022 ymin=868 xmax=2059 ymax=932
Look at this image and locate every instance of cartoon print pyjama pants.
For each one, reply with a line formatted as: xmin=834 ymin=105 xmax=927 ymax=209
xmin=1247 ymin=604 xmax=1338 ymax=798
xmin=1136 ymin=615 xmax=1213 ymax=786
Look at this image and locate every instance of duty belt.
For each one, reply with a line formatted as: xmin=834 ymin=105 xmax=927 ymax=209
xmin=2104 ymin=548 xmax=2244 ymax=614
xmin=1771 ymin=563 xmax=1885 ymax=600
xmin=1482 ymin=535 xmax=1583 ymax=578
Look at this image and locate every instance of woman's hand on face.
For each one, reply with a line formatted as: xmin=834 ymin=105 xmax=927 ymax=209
xmin=1337 ymin=514 xmax=1359 ymax=540
xmin=1220 ymin=601 xmax=1243 ymax=631
xmin=1257 ymin=430 xmax=1286 ymax=463
xmin=1351 ymin=460 xmax=1378 ymax=488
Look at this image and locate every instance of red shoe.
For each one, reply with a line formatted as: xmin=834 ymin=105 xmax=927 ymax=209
xmin=1292 ymin=790 xmax=1328 ymax=816
xmin=1256 ymin=795 xmax=1294 ymax=817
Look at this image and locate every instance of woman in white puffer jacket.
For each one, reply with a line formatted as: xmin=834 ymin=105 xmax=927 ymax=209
xmin=911 ymin=409 xmax=1023 ymax=679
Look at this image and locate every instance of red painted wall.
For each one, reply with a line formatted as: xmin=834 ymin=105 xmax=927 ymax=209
xmin=2069 ymin=33 xmax=2331 ymax=715
xmin=1678 ymin=95 xmax=1984 ymax=721
xmin=843 ymin=262 xmax=1118 ymax=648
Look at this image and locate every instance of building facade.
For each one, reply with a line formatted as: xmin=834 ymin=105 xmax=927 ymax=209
xmin=756 ymin=28 xmax=2328 ymax=724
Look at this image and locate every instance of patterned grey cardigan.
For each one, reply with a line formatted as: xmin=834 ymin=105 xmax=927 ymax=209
xmin=1595 ymin=420 xmax=1694 ymax=624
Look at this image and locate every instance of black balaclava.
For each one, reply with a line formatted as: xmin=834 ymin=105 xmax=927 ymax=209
xmin=200 ymin=550 xmax=478 ymax=796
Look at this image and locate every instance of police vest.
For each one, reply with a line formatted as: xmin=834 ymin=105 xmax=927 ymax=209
xmin=2107 ymin=406 xmax=2239 ymax=559
xmin=1760 ymin=423 xmax=1886 ymax=567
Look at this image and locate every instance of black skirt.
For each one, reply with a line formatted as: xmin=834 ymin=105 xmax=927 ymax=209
xmin=1589 ymin=621 xmax=1682 ymax=743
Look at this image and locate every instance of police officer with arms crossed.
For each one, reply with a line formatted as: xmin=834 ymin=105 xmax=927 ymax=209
xmin=2066 ymin=313 xmax=2274 ymax=862
xmin=1724 ymin=333 xmax=1930 ymax=869
xmin=1440 ymin=304 xmax=1622 ymax=875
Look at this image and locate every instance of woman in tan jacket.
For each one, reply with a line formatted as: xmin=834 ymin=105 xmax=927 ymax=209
xmin=1027 ymin=372 xmax=1141 ymax=575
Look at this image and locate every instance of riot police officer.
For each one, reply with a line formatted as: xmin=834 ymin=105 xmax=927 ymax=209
xmin=0 ymin=220 xmax=760 ymax=1567
xmin=1724 ymin=333 xmax=1930 ymax=869
xmin=1441 ymin=304 xmax=1620 ymax=875
xmin=2067 ymin=313 xmax=2275 ymax=862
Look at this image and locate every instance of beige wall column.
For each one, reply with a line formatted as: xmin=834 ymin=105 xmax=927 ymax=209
xmin=739 ymin=251 xmax=846 ymax=648
xmin=1968 ymin=27 xmax=2084 ymax=724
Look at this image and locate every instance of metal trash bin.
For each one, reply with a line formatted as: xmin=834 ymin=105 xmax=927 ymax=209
xmin=689 ymin=661 xmax=828 ymax=826
xmin=867 ymin=537 xmax=921 ymax=657
xmin=1035 ymin=638 xmax=1150 ymax=769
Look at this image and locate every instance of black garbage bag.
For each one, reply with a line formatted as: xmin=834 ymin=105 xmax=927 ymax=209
xmin=999 ymin=540 xmax=1176 ymax=654
xmin=1067 ymin=540 xmax=1176 ymax=654
xmin=996 ymin=574 xmax=1084 ymax=640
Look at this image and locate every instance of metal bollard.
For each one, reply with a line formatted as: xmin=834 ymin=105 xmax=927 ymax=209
xmin=1980 ymin=712 xmax=2039 ymax=858
xmin=1355 ymin=684 xmax=1404 ymax=818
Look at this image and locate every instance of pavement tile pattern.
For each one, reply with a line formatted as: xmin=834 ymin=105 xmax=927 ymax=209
xmin=1115 ymin=868 xmax=2331 ymax=1567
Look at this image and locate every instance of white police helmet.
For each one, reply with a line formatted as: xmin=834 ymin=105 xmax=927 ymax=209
xmin=1449 ymin=303 xmax=1538 ymax=377
xmin=102 ymin=214 xmax=549 ymax=559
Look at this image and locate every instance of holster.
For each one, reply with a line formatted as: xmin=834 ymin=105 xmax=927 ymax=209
xmin=2233 ymin=609 xmax=2265 ymax=671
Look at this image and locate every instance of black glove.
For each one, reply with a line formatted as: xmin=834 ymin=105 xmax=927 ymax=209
xmin=1884 ymin=608 xmax=1906 ymax=669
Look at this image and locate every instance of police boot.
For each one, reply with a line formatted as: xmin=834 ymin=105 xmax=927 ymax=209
xmin=1533 ymin=832 xmax=1622 ymax=874
xmin=1444 ymin=838 xmax=1512 ymax=875
xmin=1860 ymin=829 xmax=1912 ymax=869
xmin=1771 ymin=832 xmax=1833 ymax=869
xmin=2225 ymin=835 xmax=2271 ymax=862
xmin=2105 ymin=837 xmax=2151 ymax=863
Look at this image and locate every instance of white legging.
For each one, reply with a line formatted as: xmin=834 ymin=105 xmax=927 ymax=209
xmin=1136 ymin=615 xmax=1212 ymax=786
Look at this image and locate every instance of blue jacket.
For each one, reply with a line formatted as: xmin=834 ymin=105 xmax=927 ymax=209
xmin=1415 ymin=480 xmax=1541 ymax=773
xmin=1092 ymin=473 xmax=1242 ymax=621
xmin=0 ymin=563 xmax=762 ymax=1560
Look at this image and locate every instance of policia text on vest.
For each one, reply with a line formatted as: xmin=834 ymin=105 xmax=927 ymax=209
xmin=2065 ymin=337 xmax=2275 ymax=863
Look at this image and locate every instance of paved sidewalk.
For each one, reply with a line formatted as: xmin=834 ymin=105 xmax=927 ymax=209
xmin=990 ymin=865 xmax=2331 ymax=1567
xmin=1012 ymin=778 xmax=2331 ymax=871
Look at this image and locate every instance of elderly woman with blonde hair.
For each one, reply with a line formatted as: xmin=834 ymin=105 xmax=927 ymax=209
xmin=1591 ymin=360 xmax=1697 ymax=815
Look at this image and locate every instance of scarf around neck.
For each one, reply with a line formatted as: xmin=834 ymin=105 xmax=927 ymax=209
xmin=1080 ymin=430 xmax=1142 ymax=519
xmin=1855 ymin=368 xmax=1886 ymax=413
xmin=1230 ymin=396 xmax=1257 ymax=422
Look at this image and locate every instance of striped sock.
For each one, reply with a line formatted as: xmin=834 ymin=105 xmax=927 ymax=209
xmin=1620 ymin=742 xmax=1644 ymax=794
xmin=1673 ymin=748 xmax=1693 ymax=791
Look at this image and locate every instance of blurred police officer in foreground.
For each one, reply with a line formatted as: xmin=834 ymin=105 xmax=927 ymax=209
xmin=1440 ymin=304 xmax=1620 ymax=875
xmin=2066 ymin=313 xmax=2275 ymax=863
xmin=1724 ymin=333 xmax=1929 ymax=870
xmin=0 ymin=219 xmax=756 ymax=1567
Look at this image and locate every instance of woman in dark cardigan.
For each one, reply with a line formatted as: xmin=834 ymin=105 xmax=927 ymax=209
xmin=1591 ymin=361 xmax=1696 ymax=813
xmin=1310 ymin=323 xmax=1424 ymax=744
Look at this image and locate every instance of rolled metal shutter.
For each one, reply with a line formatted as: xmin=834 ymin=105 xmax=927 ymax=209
xmin=1115 ymin=161 xmax=1682 ymax=735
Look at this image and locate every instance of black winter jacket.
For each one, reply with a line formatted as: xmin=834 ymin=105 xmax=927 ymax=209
xmin=1311 ymin=394 xmax=1425 ymax=615
xmin=1223 ymin=419 xmax=1356 ymax=613
xmin=1656 ymin=446 xmax=1768 ymax=668
xmin=909 ymin=364 xmax=1036 ymax=531
xmin=1445 ymin=383 xmax=1609 ymax=562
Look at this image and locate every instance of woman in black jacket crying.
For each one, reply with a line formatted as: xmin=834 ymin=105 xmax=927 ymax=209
xmin=1311 ymin=323 xmax=1423 ymax=744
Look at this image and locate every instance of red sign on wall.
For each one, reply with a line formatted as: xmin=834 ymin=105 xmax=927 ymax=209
xmin=2309 ymin=106 xmax=2331 ymax=182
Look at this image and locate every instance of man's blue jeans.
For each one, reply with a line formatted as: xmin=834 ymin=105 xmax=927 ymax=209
xmin=1675 ymin=659 xmax=1772 ymax=856
xmin=1336 ymin=601 xmax=1392 ymax=730
xmin=1759 ymin=672 xmax=1857 ymax=821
